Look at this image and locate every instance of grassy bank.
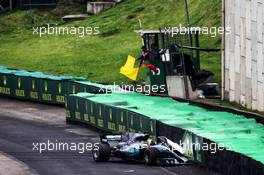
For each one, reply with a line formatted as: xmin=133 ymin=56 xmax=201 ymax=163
xmin=0 ymin=0 xmax=221 ymax=84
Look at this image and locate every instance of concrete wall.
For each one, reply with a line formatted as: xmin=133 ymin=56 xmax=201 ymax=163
xmin=166 ymin=76 xmax=197 ymax=99
xmin=224 ymin=0 xmax=264 ymax=111
xmin=87 ymin=2 xmax=115 ymax=15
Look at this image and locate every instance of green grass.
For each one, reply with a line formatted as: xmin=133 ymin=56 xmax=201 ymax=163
xmin=0 ymin=0 xmax=222 ymax=84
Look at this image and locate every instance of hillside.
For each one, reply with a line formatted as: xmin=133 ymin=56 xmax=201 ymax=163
xmin=0 ymin=0 xmax=221 ymax=84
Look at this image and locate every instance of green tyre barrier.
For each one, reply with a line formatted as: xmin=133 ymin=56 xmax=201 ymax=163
xmin=39 ymin=79 xmax=68 ymax=105
xmin=104 ymin=105 xmax=119 ymax=132
xmin=95 ymin=103 xmax=106 ymax=130
xmin=65 ymin=95 xmax=75 ymax=120
xmin=68 ymin=81 xmax=86 ymax=95
xmin=73 ymin=96 xmax=84 ymax=122
xmin=28 ymin=77 xmax=41 ymax=102
xmin=66 ymin=94 xmax=157 ymax=137
xmin=88 ymin=101 xmax=98 ymax=127
xmin=117 ymin=109 xmax=128 ymax=133
xmin=0 ymin=72 xmax=14 ymax=98
xmin=12 ymin=74 xmax=30 ymax=100
xmin=127 ymin=112 xmax=156 ymax=137
xmin=83 ymin=100 xmax=91 ymax=124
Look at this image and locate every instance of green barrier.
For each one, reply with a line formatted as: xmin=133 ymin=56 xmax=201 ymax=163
xmin=143 ymin=116 xmax=156 ymax=136
xmin=39 ymin=79 xmax=68 ymax=105
xmin=127 ymin=111 xmax=140 ymax=133
xmin=71 ymin=80 xmax=114 ymax=94
xmin=89 ymin=101 xmax=98 ymax=127
xmin=12 ymin=73 xmax=31 ymax=100
xmin=74 ymin=96 xmax=83 ymax=121
xmin=68 ymin=81 xmax=86 ymax=95
xmin=28 ymin=77 xmax=42 ymax=102
xmin=104 ymin=105 xmax=119 ymax=132
xmin=83 ymin=99 xmax=90 ymax=124
xmin=67 ymin=93 xmax=157 ymax=137
xmin=0 ymin=66 xmax=116 ymax=106
xmin=68 ymin=80 xmax=117 ymax=97
xmin=126 ymin=112 xmax=156 ymax=136
xmin=117 ymin=109 xmax=128 ymax=132
xmin=65 ymin=95 xmax=75 ymax=120
xmin=66 ymin=95 xmax=86 ymax=122
xmin=182 ymin=131 xmax=204 ymax=162
xmin=96 ymin=103 xmax=106 ymax=130
xmin=0 ymin=71 xmax=14 ymax=97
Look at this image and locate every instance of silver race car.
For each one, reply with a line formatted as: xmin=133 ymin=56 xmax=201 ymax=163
xmin=92 ymin=132 xmax=189 ymax=166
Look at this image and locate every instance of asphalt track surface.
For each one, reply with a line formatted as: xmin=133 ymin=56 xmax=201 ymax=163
xmin=0 ymin=97 xmax=219 ymax=175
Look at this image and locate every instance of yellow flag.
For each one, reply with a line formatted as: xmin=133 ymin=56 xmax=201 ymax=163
xmin=120 ymin=55 xmax=139 ymax=81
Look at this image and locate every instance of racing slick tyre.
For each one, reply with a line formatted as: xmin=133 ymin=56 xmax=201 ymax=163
xmin=144 ymin=147 xmax=157 ymax=166
xmin=92 ymin=143 xmax=111 ymax=162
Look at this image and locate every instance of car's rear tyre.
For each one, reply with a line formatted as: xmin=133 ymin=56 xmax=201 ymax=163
xmin=92 ymin=143 xmax=111 ymax=162
xmin=144 ymin=147 xmax=157 ymax=166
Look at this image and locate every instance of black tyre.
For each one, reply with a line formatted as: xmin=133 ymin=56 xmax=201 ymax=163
xmin=92 ymin=143 xmax=111 ymax=162
xmin=144 ymin=147 xmax=157 ymax=166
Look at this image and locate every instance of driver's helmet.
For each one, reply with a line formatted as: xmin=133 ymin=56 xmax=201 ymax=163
xmin=147 ymin=138 xmax=155 ymax=145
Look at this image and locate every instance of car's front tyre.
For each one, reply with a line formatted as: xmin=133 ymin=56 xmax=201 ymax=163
xmin=92 ymin=143 xmax=111 ymax=162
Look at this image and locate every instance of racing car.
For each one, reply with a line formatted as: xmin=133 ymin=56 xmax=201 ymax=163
xmin=92 ymin=132 xmax=189 ymax=166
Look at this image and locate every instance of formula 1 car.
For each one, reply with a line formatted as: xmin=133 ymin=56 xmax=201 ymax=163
xmin=92 ymin=132 xmax=189 ymax=166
